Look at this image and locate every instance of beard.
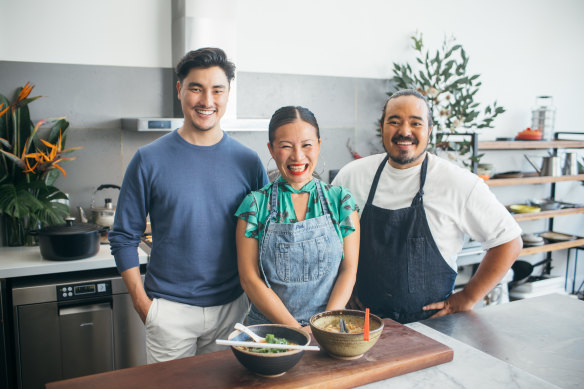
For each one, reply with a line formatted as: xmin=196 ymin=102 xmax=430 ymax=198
xmin=385 ymin=135 xmax=429 ymax=166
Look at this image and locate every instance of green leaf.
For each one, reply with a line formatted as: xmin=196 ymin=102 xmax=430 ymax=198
xmin=0 ymin=183 xmax=42 ymax=218
xmin=48 ymin=118 xmax=70 ymax=146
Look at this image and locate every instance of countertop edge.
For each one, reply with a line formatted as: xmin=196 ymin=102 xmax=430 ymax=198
xmin=0 ymin=245 xmax=148 ymax=279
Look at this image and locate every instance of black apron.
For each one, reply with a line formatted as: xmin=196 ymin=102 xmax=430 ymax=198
xmin=356 ymin=154 xmax=457 ymax=324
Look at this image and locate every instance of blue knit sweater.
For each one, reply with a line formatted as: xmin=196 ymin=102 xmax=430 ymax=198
xmin=110 ymin=130 xmax=268 ymax=307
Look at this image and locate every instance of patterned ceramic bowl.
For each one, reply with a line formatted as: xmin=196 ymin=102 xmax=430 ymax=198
xmin=309 ymin=309 xmax=384 ymax=360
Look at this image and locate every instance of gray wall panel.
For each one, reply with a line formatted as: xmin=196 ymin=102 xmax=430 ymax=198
xmin=0 ymin=61 xmax=386 ymax=214
xmin=0 ymin=61 xmax=174 ymax=129
xmin=237 ymin=72 xmax=357 ymax=129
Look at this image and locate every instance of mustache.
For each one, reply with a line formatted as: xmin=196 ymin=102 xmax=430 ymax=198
xmin=391 ymin=135 xmax=418 ymax=144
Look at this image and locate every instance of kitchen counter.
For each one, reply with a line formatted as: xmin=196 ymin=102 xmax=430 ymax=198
xmin=46 ymin=294 xmax=580 ymax=389
xmin=419 ymin=293 xmax=584 ymax=388
xmin=0 ymin=244 xmax=148 ymax=278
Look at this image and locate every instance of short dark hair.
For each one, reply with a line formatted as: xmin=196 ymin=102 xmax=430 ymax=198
xmin=379 ymin=89 xmax=433 ymax=128
xmin=175 ymin=47 xmax=236 ymax=83
xmin=268 ymin=106 xmax=320 ymax=145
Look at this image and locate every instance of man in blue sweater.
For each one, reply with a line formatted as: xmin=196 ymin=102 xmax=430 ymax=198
xmin=109 ymin=48 xmax=268 ymax=363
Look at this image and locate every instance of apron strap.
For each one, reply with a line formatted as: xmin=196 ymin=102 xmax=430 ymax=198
xmin=411 ymin=154 xmax=429 ymax=206
xmin=365 ymin=155 xmax=390 ymax=206
xmin=258 ymin=180 xmax=280 ymax=289
xmin=314 ymin=178 xmax=332 ymax=216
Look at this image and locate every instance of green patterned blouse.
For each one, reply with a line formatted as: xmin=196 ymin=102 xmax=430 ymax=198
xmin=235 ymin=177 xmax=359 ymax=247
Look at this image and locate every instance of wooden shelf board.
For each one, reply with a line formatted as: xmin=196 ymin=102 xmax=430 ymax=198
xmin=478 ymin=140 xmax=584 ymax=150
xmin=512 ymin=207 xmax=584 ymax=221
xmin=486 ymin=174 xmax=584 ymax=187
xmin=519 ymin=238 xmax=584 ymax=256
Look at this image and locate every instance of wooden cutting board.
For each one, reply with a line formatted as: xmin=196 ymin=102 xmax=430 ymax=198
xmin=46 ymin=319 xmax=453 ymax=389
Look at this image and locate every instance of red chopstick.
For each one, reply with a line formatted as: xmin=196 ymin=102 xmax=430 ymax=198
xmin=364 ymin=308 xmax=370 ymax=341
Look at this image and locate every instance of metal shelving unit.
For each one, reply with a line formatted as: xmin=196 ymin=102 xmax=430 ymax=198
xmin=473 ymin=132 xmax=584 ymax=277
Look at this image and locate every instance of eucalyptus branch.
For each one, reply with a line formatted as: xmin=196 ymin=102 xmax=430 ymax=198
xmin=387 ymin=32 xmax=506 ymax=166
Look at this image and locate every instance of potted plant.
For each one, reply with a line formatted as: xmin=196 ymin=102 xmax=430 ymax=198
xmin=0 ymin=82 xmax=80 ymax=246
xmin=387 ymin=32 xmax=506 ymax=167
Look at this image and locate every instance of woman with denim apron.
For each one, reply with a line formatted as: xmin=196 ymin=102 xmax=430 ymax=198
xmin=235 ymin=106 xmax=360 ymax=328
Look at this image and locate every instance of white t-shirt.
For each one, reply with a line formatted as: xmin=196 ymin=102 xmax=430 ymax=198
xmin=332 ymin=153 xmax=522 ymax=271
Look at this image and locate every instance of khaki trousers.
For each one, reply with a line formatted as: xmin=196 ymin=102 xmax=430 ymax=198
xmin=145 ymin=293 xmax=249 ymax=363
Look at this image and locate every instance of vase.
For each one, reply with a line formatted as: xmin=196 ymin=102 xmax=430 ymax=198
xmin=1 ymin=215 xmax=36 ymax=247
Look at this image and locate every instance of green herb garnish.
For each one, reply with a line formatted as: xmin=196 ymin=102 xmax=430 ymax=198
xmin=248 ymin=333 xmax=291 ymax=354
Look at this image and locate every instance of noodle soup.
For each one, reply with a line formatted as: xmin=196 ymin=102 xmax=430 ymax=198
xmin=324 ymin=320 xmax=364 ymax=334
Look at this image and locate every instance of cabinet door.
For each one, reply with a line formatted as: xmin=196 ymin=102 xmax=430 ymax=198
xmin=59 ymin=302 xmax=114 ymax=379
xmin=17 ymin=303 xmax=62 ymax=389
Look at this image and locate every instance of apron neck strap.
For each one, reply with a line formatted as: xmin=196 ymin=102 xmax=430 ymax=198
xmin=365 ymin=155 xmax=390 ymax=206
xmin=268 ymin=180 xmax=280 ymax=221
xmin=314 ymin=178 xmax=331 ymax=215
xmin=365 ymin=153 xmax=430 ymax=207
xmin=411 ymin=153 xmax=429 ymax=206
xmin=269 ymin=178 xmax=329 ymax=219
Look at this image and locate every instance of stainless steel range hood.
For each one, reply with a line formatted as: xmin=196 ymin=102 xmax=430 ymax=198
xmin=122 ymin=118 xmax=269 ymax=132
xmin=123 ymin=0 xmax=268 ymax=132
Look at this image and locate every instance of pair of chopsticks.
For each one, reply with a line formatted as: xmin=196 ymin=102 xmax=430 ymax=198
xmin=216 ymin=339 xmax=320 ymax=351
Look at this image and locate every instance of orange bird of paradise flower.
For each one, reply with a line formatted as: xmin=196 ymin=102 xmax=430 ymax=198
xmin=24 ymin=130 xmax=81 ymax=176
xmin=0 ymin=82 xmax=36 ymax=118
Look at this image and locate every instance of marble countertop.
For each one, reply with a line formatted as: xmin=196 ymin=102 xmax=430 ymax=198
xmin=359 ymin=294 xmax=583 ymax=388
xmin=419 ymin=293 xmax=584 ymax=388
xmin=361 ymin=322 xmax=558 ymax=389
xmin=0 ymin=244 xmax=148 ymax=278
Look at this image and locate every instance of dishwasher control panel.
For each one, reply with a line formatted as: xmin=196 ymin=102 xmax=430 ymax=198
xmin=56 ymin=280 xmax=112 ymax=301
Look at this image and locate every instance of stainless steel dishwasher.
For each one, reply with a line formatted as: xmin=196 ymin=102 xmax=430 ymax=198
xmin=11 ymin=267 xmax=146 ymax=389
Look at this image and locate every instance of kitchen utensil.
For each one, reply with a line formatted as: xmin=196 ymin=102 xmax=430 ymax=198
xmin=364 ymin=308 xmax=370 ymax=341
xmin=524 ymin=154 xmax=561 ymax=176
xmin=29 ymin=217 xmax=107 ymax=261
xmin=540 ymin=231 xmax=576 ymax=242
xmin=309 ymin=309 xmax=383 ymax=360
xmin=515 ymin=128 xmax=543 ymax=140
xmin=492 ymin=171 xmax=523 ymax=179
xmin=521 ymin=233 xmax=544 ymax=247
xmin=233 ymin=323 xmax=264 ymax=342
xmin=511 ymin=258 xmax=549 ymax=286
xmin=509 ymin=204 xmax=541 ymax=214
xmin=563 ymin=152 xmax=578 ymax=176
xmin=77 ymin=206 xmax=88 ymax=223
xmin=227 ymin=324 xmax=311 ymax=377
xmin=527 ymin=198 xmax=562 ymax=211
xmin=215 ymin=340 xmax=319 ymax=351
xmin=89 ymin=184 xmax=120 ymax=228
xmin=531 ymin=96 xmax=555 ymax=140
xmin=339 ymin=318 xmax=348 ymax=333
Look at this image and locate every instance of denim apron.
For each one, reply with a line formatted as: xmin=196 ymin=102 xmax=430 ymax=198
xmin=246 ymin=179 xmax=344 ymax=326
xmin=356 ymin=154 xmax=457 ymax=324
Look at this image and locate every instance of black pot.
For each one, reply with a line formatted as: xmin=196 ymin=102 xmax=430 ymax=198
xmin=31 ymin=218 xmax=106 ymax=261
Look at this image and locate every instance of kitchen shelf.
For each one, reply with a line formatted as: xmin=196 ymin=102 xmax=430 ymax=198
xmin=520 ymin=238 xmax=584 ymax=257
xmin=478 ymin=140 xmax=584 ymax=150
xmin=486 ymin=174 xmax=584 ymax=187
xmin=471 ymin=131 xmax=584 ymax=276
xmin=512 ymin=207 xmax=584 ymax=221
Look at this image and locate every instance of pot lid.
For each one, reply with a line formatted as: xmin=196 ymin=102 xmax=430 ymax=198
xmin=38 ymin=217 xmax=102 ymax=235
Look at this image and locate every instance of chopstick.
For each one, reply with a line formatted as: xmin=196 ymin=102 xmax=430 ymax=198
xmin=364 ymin=308 xmax=370 ymax=341
xmin=216 ymin=339 xmax=320 ymax=351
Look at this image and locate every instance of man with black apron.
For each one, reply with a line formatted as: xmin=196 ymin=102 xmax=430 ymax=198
xmin=333 ymin=89 xmax=522 ymax=323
